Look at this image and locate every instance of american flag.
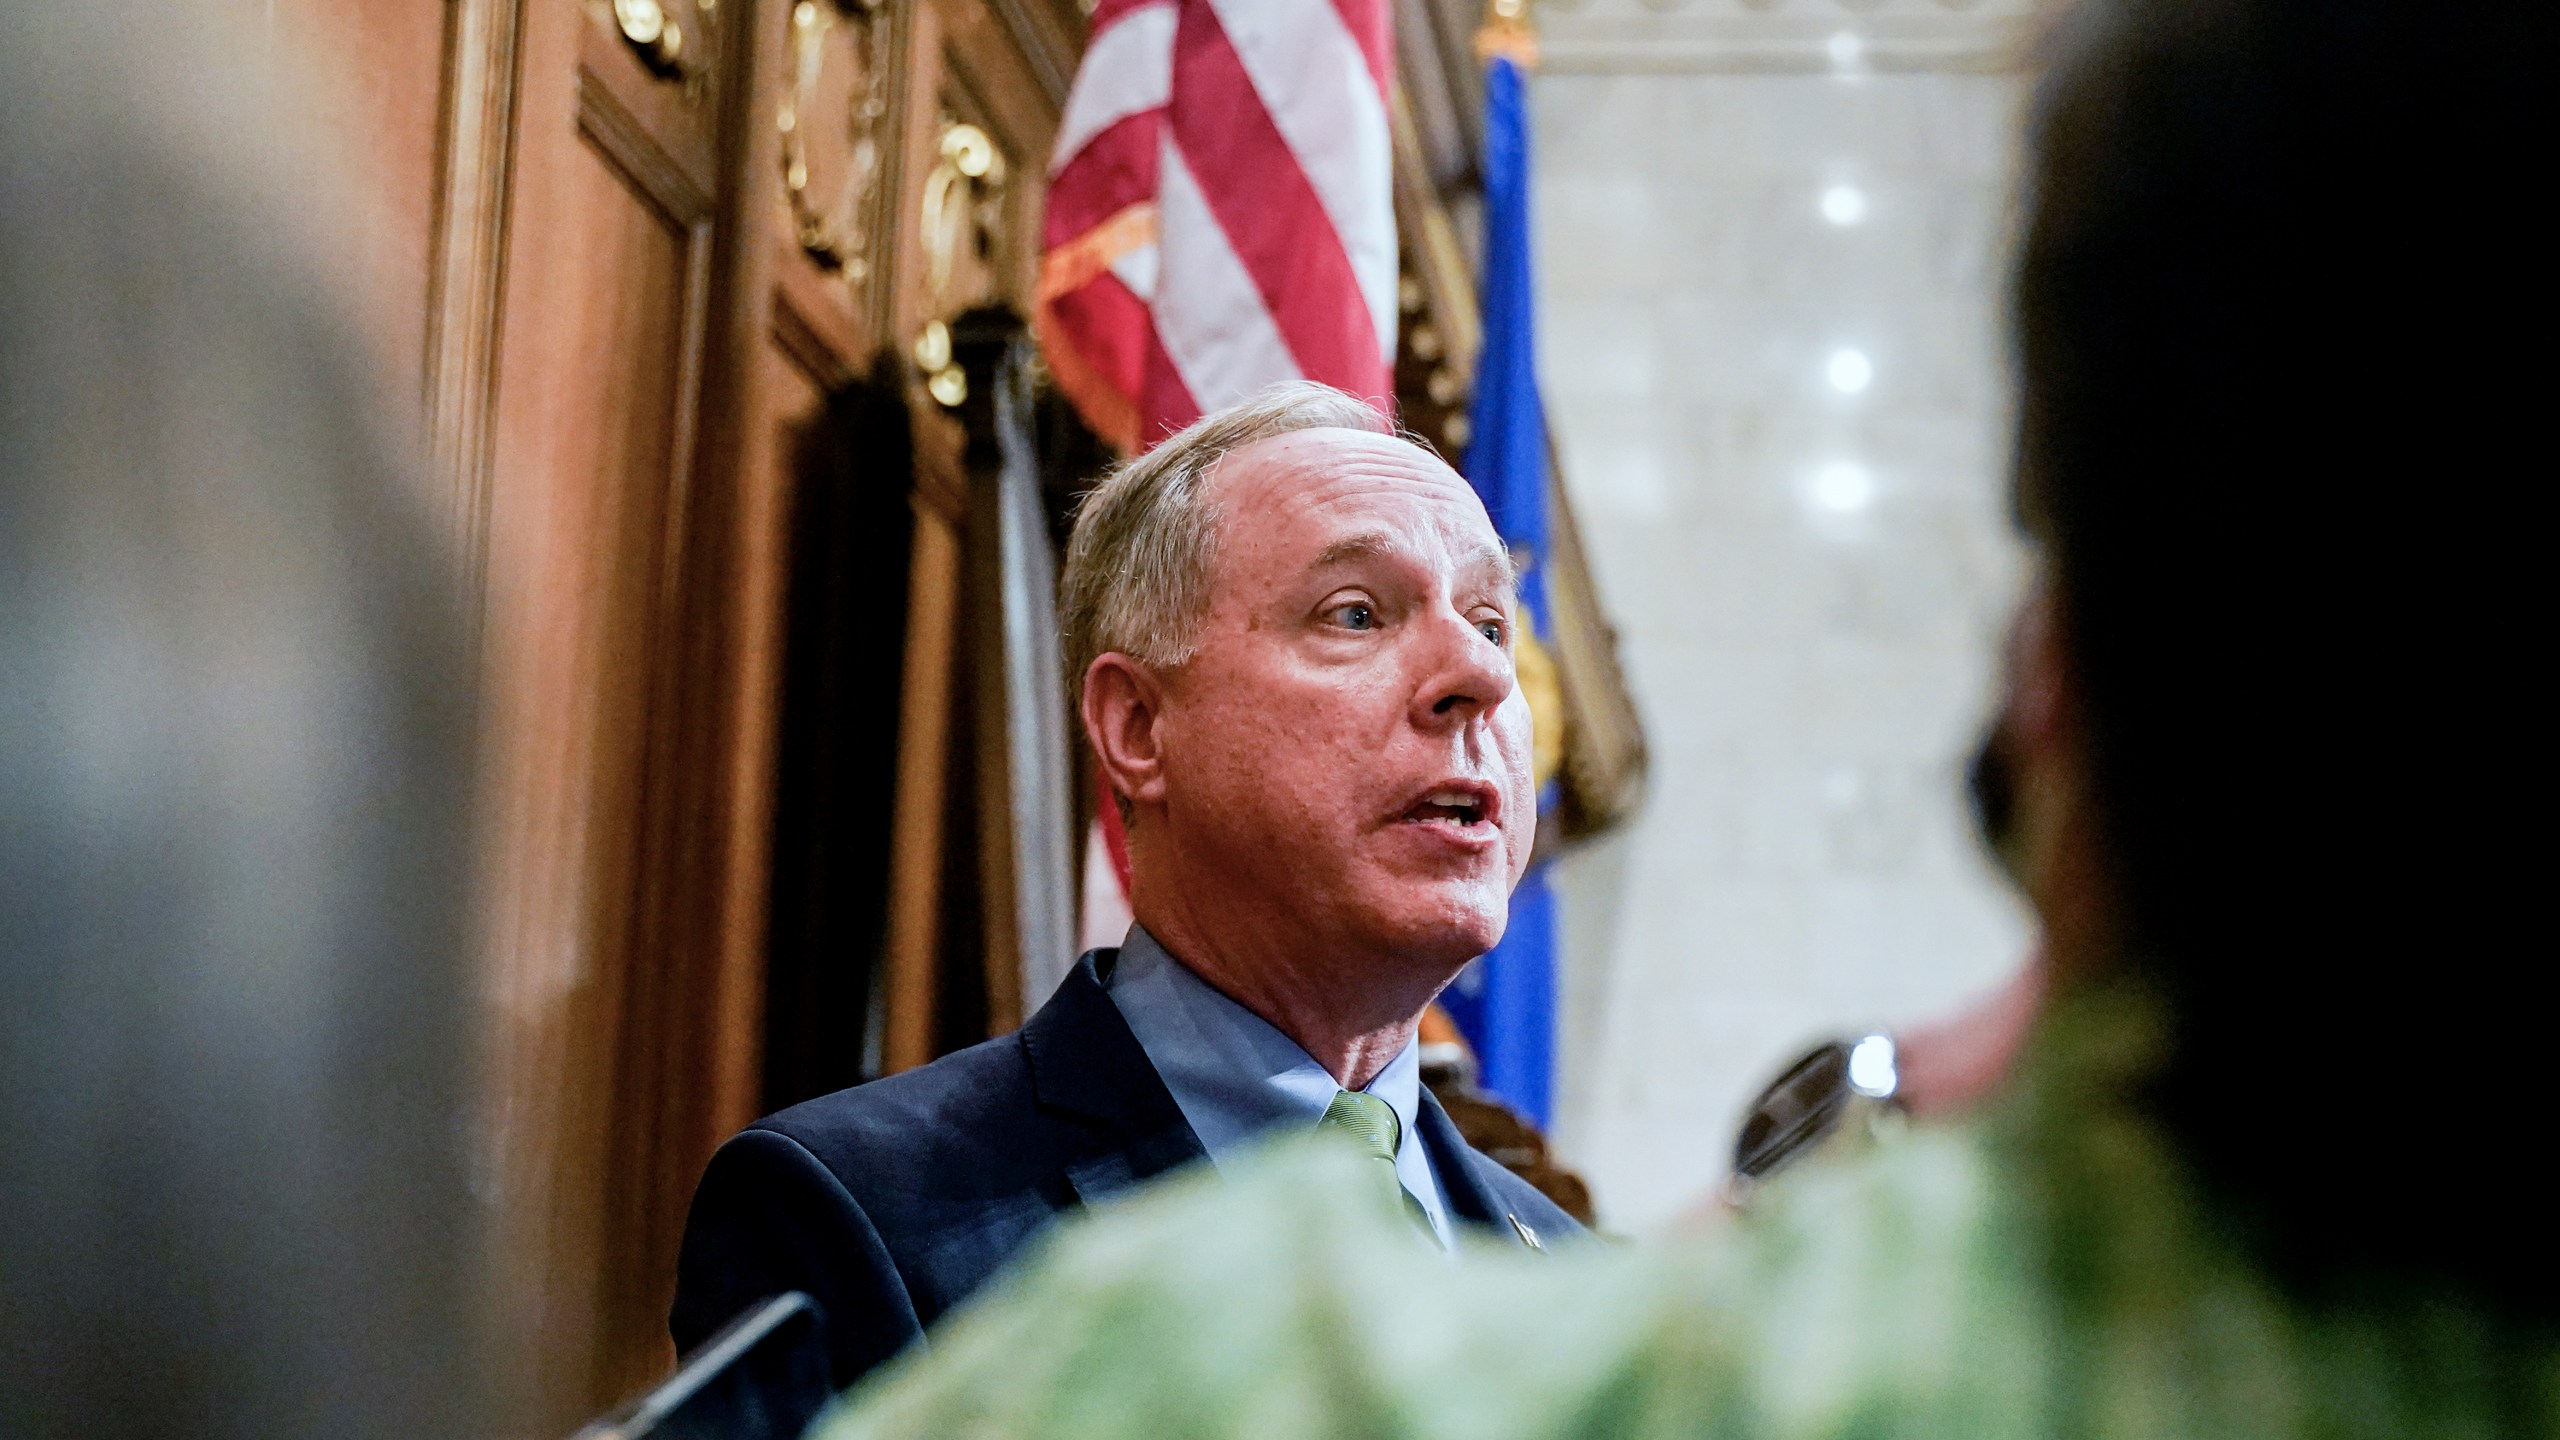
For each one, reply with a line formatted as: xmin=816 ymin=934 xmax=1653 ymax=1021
xmin=1035 ymin=0 xmax=1398 ymax=453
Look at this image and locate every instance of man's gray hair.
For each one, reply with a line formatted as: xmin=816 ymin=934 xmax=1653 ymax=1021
xmin=1059 ymin=381 xmax=1402 ymax=704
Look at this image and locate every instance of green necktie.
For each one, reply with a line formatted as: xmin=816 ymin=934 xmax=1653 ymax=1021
xmin=1319 ymin=1090 xmax=1419 ymax=1227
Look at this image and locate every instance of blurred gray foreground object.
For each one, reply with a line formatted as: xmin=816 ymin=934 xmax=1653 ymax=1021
xmin=0 ymin=5 xmax=485 ymax=1438
xmin=1729 ymin=959 xmax=2049 ymax=1201
xmin=1726 ymin=1033 xmax=1900 ymax=1202
xmin=571 ymin=1294 xmax=832 ymax=1440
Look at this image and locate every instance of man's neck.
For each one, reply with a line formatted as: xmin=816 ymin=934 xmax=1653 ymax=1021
xmin=1132 ymin=904 xmax=1436 ymax=1093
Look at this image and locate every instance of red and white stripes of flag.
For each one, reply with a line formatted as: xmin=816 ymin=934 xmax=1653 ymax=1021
xmin=1036 ymin=0 xmax=1398 ymax=454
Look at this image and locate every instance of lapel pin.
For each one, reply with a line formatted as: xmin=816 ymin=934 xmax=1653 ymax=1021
xmin=1507 ymin=1214 xmax=1545 ymax=1252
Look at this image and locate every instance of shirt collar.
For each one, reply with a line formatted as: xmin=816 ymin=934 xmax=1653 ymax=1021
xmin=1106 ymin=925 xmax=1424 ymax=1160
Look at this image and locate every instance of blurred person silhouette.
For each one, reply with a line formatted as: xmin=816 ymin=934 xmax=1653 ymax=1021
xmin=1862 ymin=601 xmax=2054 ymax=1122
xmin=1 ymin=6 xmax=484 ymax=1438
xmin=798 ymin=0 xmax=2556 ymax=1433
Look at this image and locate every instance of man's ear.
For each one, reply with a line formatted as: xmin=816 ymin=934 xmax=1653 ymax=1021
xmin=1082 ymin=653 xmax=1169 ymax=811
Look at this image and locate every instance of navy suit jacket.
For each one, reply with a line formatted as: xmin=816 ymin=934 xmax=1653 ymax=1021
xmin=669 ymin=948 xmax=1583 ymax=1391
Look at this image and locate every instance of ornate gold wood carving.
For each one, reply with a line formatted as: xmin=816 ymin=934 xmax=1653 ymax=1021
xmin=611 ymin=0 xmax=700 ymax=76
xmin=606 ymin=0 xmax=723 ymax=87
xmin=911 ymin=117 xmax=1007 ymax=407
xmin=781 ymin=0 xmax=893 ymax=278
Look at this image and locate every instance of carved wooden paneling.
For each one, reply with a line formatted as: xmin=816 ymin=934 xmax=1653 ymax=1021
xmin=470 ymin=0 xmax=774 ymax=1422
xmin=870 ymin=0 xmax=1082 ymax=1066
xmin=756 ymin=372 xmax=919 ymax=1110
xmin=882 ymin=506 xmax=967 ymax=1070
xmin=751 ymin=2 xmax=902 ymax=1104
xmin=777 ymin=0 xmax=909 ymax=343
xmin=726 ymin=0 xmax=1004 ymax=1085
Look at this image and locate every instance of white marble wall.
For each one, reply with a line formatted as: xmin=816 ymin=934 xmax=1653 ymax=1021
xmin=1537 ymin=70 xmax=2033 ymax=1230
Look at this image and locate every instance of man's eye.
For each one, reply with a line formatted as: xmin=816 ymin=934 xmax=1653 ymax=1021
xmin=1478 ymin=619 xmax=1507 ymax=646
xmin=1330 ymin=602 xmax=1377 ymax=631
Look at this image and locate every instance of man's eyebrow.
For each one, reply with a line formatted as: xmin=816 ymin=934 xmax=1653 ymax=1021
xmin=1308 ymin=532 xmax=1396 ymax=569
xmin=1306 ymin=533 xmax=1519 ymax=594
xmin=1463 ymin=540 xmax=1521 ymax=596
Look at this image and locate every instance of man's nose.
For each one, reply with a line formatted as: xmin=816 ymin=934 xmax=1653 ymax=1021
xmin=1410 ymin=605 xmax=1515 ymax=729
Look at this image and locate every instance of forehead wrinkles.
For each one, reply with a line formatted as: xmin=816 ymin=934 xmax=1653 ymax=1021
xmin=1280 ymin=472 xmax=1498 ymax=575
xmin=1214 ymin=428 xmax=1459 ymax=501
xmin=1222 ymin=443 xmax=1490 ymax=543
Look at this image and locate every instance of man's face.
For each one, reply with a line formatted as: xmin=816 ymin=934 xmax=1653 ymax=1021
xmin=1148 ymin=427 xmax=1536 ymax=969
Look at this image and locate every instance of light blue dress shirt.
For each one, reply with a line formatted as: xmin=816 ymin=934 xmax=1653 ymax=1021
xmin=1104 ymin=926 xmax=1455 ymax=1248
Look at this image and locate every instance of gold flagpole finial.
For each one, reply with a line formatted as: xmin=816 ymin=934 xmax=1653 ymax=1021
xmin=1475 ymin=0 xmax=1540 ymax=70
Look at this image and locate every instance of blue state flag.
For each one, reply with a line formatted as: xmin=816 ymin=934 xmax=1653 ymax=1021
xmin=1439 ymin=46 xmax=1560 ymax=1129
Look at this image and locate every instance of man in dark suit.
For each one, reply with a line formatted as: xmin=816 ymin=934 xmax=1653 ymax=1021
xmin=672 ymin=382 xmax=1579 ymax=1390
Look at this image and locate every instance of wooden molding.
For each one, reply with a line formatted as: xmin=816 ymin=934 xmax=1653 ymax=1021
xmin=1390 ymin=83 xmax=1483 ymax=390
xmin=883 ymin=4 xmax=923 ymax=345
xmin=850 ymin=0 xmax=922 ymax=353
xmin=423 ymin=0 xmax=529 ymax=612
xmin=577 ymin=64 xmax=718 ymax=227
xmin=575 ymin=62 xmax=720 ymax=665
xmin=976 ymin=0 xmax=1083 ymax=106
xmin=770 ymin=261 xmax=867 ymax=390
xmin=1393 ymin=0 xmax=1485 ymax=193
xmin=881 ymin=512 xmax=964 ymax=1073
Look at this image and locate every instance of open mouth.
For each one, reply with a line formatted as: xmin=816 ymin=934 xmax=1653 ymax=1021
xmin=1400 ymin=781 xmax=1499 ymax=831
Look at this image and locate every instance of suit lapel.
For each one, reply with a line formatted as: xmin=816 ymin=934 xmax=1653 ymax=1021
xmin=1019 ymin=949 xmax=1209 ymax=1208
xmin=1021 ymin=954 xmax=1540 ymax=1246
xmin=1414 ymin=1087 xmax=1538 ymax=1249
